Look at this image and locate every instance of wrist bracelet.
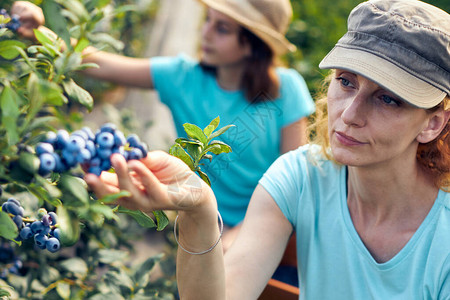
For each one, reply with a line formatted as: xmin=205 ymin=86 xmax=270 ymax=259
xmin=173 ymin=211 xmax=223 ymax=255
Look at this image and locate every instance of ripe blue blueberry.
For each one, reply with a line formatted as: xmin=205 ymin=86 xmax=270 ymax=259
xmin=48 ymin=212 xmax=58 ymax=225
xmin=4 ymin=202 xmax=23 ymax=216
xmin=7 ymin=198 xmax=21 ymax=207
xmin=97 ymin=148 xmax=112 ymax=160
xmin=127 ymin=134 xmax=140 ymax=147
xmin=30 ymin=221 xmax=45 ymax=234
xmin=82 ymin=126 xmax=95 ymax=141
xmin=113 ymin=131 xmax=126 ymax=147
xmin=66 ymin=135 xmax=86 ymax=152
xmin=39 ymin=153 xmax=56 ymax=175
xmin=51 ymin=228 xmax=61 ymax=239
xmin=13 ymin=215 xmax=23 ymax=228
xmin=128 ymin=148 xmax=144 ymax=160
xmin=46 ymin=237 xmax=60 ymax=253
xmin=97 ymin=132 xmax=115 ymax=149
xmin=20 ymin=227 xmax=33 ymax=239
xmin=100 ymin=123 xmax=117 ymax=133
xmin=36 ymin=142 xmax=54 ymax=155
xmin=44 ymin=131 xmax=57 ymax=145
xmin=55 ymin=129 xmax=70 ymax=149
xmin=34 ymin=234 xmax=48 ymax=249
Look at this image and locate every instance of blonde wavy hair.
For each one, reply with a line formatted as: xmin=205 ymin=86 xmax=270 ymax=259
xmin=307 ymin=72 xmax=450 ymax=191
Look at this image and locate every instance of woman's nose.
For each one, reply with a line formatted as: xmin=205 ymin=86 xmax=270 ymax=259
xmin=341 ymin=94 xmax=368 ymax=127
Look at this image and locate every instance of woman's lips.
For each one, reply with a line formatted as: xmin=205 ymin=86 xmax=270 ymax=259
xmin=335 ymin=131 xmax=366 ymax=146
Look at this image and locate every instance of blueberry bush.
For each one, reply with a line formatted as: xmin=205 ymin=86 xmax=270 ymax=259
xmin=0 ymin=1 xmax=233 ymax=299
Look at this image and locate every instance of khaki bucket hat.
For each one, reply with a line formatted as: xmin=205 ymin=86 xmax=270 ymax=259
xmin=319 ymin=0 xmax=450 ymax=108
xmin=198 ymin=0 xmax=296 ymax=55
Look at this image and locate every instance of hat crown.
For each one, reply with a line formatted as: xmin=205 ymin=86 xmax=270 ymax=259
xmin=247 ymin=0 xmax=292 ymax=35
xmin=345 ymin=0 xmax=450 ymax=94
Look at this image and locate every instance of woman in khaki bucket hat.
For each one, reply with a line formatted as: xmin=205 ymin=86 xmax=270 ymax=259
xmin=13 ymin=0 xmax=315 ymax=258
xmin=88 ymin=0 xmax=450 ymax=299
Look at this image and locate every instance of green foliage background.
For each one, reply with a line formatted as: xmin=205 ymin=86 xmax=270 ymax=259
xmin=286 ymin=0 xmax=450 ymax=96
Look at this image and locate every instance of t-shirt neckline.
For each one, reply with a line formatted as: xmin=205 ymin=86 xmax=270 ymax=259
xmin=340 ymin=166 xmax=443 ymax=270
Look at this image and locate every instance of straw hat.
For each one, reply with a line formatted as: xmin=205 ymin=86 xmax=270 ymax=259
xmin=198 ymin=0 xmax=296 ymax=55
xmin=319 ymin=0 xmax=449 ymax=108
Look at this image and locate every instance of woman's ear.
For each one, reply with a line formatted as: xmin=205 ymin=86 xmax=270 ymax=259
xmin=417 ymin=109 xmax=450 ymax=143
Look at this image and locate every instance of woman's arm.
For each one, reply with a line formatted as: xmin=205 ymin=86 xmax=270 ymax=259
xmin=86 ymin=153 xmax=292 ymax=299
xmin=225 ymin=184 xmax=293 ymax=299
xmin=11 ymin=1 xmax=154 ymax=89
xmin=281 ymin=117 xmax=309 ymax=153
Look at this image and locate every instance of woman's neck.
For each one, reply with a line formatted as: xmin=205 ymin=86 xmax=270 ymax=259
xmin=216 ymin=63 xmax=245 ymax=91
xmin=346 ymin=161 xmax=438 ymax=224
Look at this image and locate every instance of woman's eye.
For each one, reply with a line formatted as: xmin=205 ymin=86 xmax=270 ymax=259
xmin=380 ymin=95 xmax=401 ymax=106
xmin=336 ymin=76 xmax=353 ymax=88
xmin=216 ymin=26 xmax=230 ymax=34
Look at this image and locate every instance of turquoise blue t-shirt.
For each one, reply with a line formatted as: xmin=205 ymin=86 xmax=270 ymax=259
xmin=151 ymin=54 xmax=315 ymax=226
xmin=260 ymin=145 xmax=450 ymax=300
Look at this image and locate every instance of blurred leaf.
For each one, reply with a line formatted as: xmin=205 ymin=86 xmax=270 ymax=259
xmin=18 ymin=152 xmax=40 ymax=175
xmin=104 ymin=268 xmax=133 ymax=296
xmin=99 ymin=190 xmax=131 ymax=204
xmin=56 ymin=281 xmax=71 ymax=299
xmin=116 ymin=207 xmax=157 ymax=229
xmin=0 ymin=288 xmax=11 ymax=297
xmin=0 ymin=211 xmax=18 ymax=240
xmin=60 ymin=258 xmax=88 ymax=279
xmin=97 ymin=249 xmax=128 ymax=264
xmin=34 ymin=29 xmax=55 ymax=47
xmin=59 ymin=174 xmax=89 ymax=205
xmin=57 ymin=205 xmax=80 ymax=246
xmin=42 ymin=0 xmax=71 ymax=49
xmin=89 ymin=293 xmax=125 ymax=300
xmin=0 ymin=84 xmax=20 ymax=145
xmin=0 ymin=40 xmax=26 ymax=60
xmin=133 ymin=254 xmax=163 ymax=289
xmin=62 ymin=79 xmax=94 ymax=110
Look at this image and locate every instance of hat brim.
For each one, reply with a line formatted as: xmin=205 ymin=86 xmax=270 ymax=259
xmin=198 ymin=0 xmax=296 ymax=55
xmin=319 ymin=46 xmax=446 ymax=108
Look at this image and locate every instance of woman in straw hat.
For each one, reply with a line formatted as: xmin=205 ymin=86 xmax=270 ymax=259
xmin=12 ymin=0 xmax=315 ymax=251
xmin=86 ymin=0 xmax=450 ymax=298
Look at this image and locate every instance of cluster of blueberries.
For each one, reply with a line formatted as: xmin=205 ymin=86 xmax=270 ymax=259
xmin=0 ymin=244 xmax=22 ymax=279
xmin=37 ymin=123 xmax=148 ymax=177
xmin=1 ymin=198 xmax=61 ymax=253
xmin=0 ymin=9 xmax=21 ymax=31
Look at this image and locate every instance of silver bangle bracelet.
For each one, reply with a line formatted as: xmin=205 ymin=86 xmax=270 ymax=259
xmin=173 ymin=211 xmax=224 ymax=255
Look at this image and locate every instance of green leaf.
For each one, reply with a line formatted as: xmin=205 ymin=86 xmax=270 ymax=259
xmin=0 ymin=40 xmax=26 ymax=60
xmin=89 ymin=293 xmax=125 ymax=300
xmin=203 ymin=116 xmax=220 ymax=138
xmin=88 ymin=203 xmax=117 ymax=221
xmin=97 ymin=249 xmax=128 ymax=264
xmin=153 ymin=210 xmax=169 ymax=231
xmin=99 ymin=190 xmax=131 ymax=204
xmin=197 ymin=170 xmax=211 ymax=187
xmin=0 ymin=211 xmax=18 ymax=240
xmin=34 ymin=29 xmax=55 ymax=47
xmin=175 ymin=137 xmax=203 ymax=148
xmin=74 ymin=37 xmax=90 ymax=53
xmin=0 ymin=287 xmax=11 ymax=297
xmin=205 ymin=140 xmax=232 ymax=155
xmin=104 ymin=268 xmax=134 ymax=296
xmin=59 ymin=174 xmax=89 ymax=205
xmin=183 ymin=123 xmax=207 ymax=145
xmin=56 ymin=281 xmax=71 ymax=300
xmin=116 ymin=207 xmax=157 ymax=229
xmin=169 ymin=143 xmax=194 ymax=170
xmin=132 ymin=254 xmax=163 ymax=289
xmin=60 ymin=257 xmax=88 ymax=279
xmin=57 ymin=205 xmax=80 ymax=246
xmin=0 ymin=84 xmax=20 ymax=145
xmin=209 ymin=124 xmax=235 ymax=141
xmin=18 ymin=152 xmax=40 ymax=175
xmin=62 ymin=79 xmax=93 ymax=110
xmin=42 ymin=0 xmax=71 ymax=49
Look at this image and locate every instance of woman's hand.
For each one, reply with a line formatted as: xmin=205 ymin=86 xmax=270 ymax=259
xmin=85 ymin=151 xmax=214 ymax=213
xmin=11 ymin=1 xmax=45 ymax=40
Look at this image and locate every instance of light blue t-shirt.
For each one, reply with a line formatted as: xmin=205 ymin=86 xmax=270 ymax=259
xmin=151 ymin=54 xmax=315 ymax=226
xmin=260 ymin=145 xmax=450 ymax=300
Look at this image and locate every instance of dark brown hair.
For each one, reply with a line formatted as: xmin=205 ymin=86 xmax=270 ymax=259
xmin=200 ymin=27 xmax=280 ymax=103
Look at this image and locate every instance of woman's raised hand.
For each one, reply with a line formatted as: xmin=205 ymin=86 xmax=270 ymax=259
xmin=85 ymin=151 xmax=214 ymax=213
xmin=11 ymin=1 xmax=45 ymax=40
